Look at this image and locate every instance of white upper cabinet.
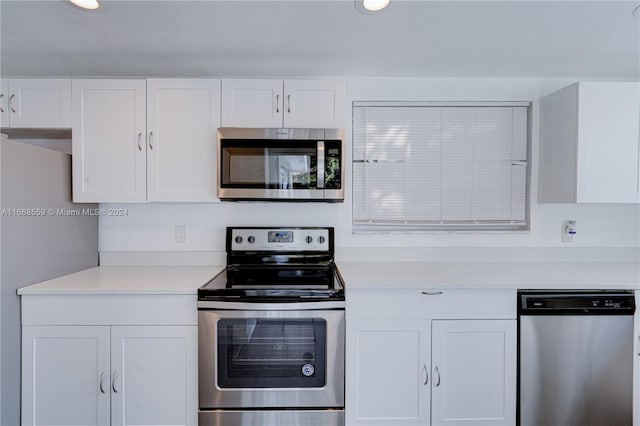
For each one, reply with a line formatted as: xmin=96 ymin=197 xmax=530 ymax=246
xmin=283 ymin=79 xmax=345 ymax=128
xmin=146 ymin=79 xmax=220 ymax=202
xmin=221 ymin=79 xmax=283 ymax=128
xmin=221 ymin=79 xmax=345 ymax=128
xmin=539 ymin=82 xmax=640 ymax=203
xmin=72 ymin=79 xmax=147 ymax=202
xmin=0 ymin=78 xmax=71 ymax=128
xmin=73 ymin=78 xmax=221 ymax=203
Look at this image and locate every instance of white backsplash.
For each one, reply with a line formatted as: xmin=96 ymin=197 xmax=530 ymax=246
xmin=98 ymin=77 xmax=640 ymax=263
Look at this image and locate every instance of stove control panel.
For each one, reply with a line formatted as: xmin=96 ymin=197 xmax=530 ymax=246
xmin=229 ymin=227 xmax=331 ymax=252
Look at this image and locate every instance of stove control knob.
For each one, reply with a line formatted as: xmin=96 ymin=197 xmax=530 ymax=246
xmin=305 ymin=236 xmax=313 ymax=244
xmin=248 ymin=236 xmax=255 ymax=244
xmin=318 ymin=236 xmax=326 ymax=244
xmin=235 ymin=236 xmax=243 ymax=244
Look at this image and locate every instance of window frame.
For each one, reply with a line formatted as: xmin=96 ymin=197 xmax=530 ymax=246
xmin=351 ymin=101 xmax=531 ymax=233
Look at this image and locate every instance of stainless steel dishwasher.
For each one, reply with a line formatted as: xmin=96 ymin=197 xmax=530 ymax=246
xmin=518 ymin=291 xmax=636 ymax=426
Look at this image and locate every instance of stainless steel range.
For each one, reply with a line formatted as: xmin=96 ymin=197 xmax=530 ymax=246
xmin=198 ymin=227 xmax=345 ymax=426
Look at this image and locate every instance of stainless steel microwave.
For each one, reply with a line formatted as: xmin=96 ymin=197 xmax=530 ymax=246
xmin=217 ymin=128 xmax=344 ymax=202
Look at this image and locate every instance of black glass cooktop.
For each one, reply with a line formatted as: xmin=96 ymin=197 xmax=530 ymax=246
xmin=199 ymin=227 xmax=344 ymax=303
xmin=198 ymin=265 xmax=345 ymax=302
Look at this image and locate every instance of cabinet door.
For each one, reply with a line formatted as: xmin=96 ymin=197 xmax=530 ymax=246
xmin=577 ymin=82 xmax=640 ymax=203
xmin=21 ymin=326 xmax=111 ymax=426
xmin=431 ymin=320 xmax=516 ymax=426
xmin=0 ymin=79 xmax=8 ymax=127
xmin=146 ymin=79 xmax=220 ymax=202
xmin=221 ymin=79 xmax=283 ymax=127
xmin=346 ymin=319 xmax=429 ymax=426
xmin=72 ymin=79 xmax=146 ymax=202
xmin=634 ymin=292 xmax=640 ymax=425
xmin=5 ymin=79 xmax=71 ymax=128
xmin=110 ymin=326 xmax=198 ymax=426
xmin=284 ymin=80 xmax=345 ymax=128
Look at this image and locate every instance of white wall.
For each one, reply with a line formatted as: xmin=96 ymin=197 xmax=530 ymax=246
xmin=99 ymin=78 xmax=640 ymax=255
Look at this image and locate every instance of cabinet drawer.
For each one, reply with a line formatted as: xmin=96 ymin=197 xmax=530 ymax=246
xmin=347 ymin=289 xmax=516 ymax=320
xmin=21 ymin=294 xmax=197 ymax=326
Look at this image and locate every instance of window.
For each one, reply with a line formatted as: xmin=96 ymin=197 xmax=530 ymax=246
xmin=352 ymin=102 xmax=529 ymax=232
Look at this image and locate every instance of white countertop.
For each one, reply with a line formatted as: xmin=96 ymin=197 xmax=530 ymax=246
xmin=17 ymin=266 xmax=224 ymax=295
xmin=17 ymin=262 xmax=639 ymax=296
xmin=337 ymin=261 xmax=640 ymax=290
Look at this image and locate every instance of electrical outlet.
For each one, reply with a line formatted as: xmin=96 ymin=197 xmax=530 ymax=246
xmin=175 ymin=225 xmax=187 ymax=244
xmin=562 ymin=220 xmax=576 ymax=243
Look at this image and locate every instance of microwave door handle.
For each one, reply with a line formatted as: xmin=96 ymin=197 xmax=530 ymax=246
xmin=317 ymin=141 xmax=325 ymax=189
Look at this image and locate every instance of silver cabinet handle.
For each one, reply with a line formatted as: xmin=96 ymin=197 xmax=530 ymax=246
xmin=434 ymin=366 xmax=441 ymax=387
xmin=99 ymin=371 xmax=106 ymax=394
xmin=422 ymin=364 xmax=429 ymax=385
xmin=112 ymin=370 xmax=118 ymax=393
xmin=0 ymin=93 xmax=4 ymax=113
xmin=287 ymin=94 xmax=291 ymax=113
xmin=421 ymin=291 xmax=443 ymax=296
xmin=148 ymin=131 xmax=154 ymax=150
xmin=137 ymin=132 xmax=143 ymax=151
xmin=275 ymin=94 xmax=280 ymax=114
xmin=8 ymin=94 xmax=16 ymax=113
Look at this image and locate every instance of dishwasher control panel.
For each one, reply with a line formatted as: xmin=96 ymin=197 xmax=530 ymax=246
xmin=519 ymin=291 xmax=636 ymax=315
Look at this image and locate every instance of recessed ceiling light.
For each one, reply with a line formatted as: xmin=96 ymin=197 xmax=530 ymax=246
xmin=362 ymin=0 xmax=390 ymax=12
xmin=69 ymin=0 xmax=99 ymax=10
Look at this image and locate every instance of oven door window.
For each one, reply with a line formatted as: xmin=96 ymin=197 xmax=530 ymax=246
xmin=221 ymin=140 xmax=318 ymax=189
xmin=217 ymin=318 xmax=326 ymax=388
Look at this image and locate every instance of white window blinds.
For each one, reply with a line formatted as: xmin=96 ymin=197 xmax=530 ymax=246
xmin=353 ymin=103 xmax=529 ymax=231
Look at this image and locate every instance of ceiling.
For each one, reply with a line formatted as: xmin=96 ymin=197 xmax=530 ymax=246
xmin=1 ymin=0 xmax=639 ymax=78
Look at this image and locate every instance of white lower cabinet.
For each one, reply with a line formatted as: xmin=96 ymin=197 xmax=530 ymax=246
xmin=110 ymin=326 xmax=197 ymax=426
xmin=430 ymin=320 xmax=516 ymax=426
xmin=349 ymin=320 xmax=430 ymax=425
xmin=22 ymin=326 xmax=111 ymax=426
xmin=346 ymin=289 xmax=516 ymax=426
xmin=22 ymin=325 xmax=197 ymax=426
xmin=21 ymin=294 xmax=198 ymax=426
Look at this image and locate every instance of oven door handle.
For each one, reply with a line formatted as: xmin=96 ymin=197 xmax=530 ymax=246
xmin=197 ymin=300 xmax=345 ymax=311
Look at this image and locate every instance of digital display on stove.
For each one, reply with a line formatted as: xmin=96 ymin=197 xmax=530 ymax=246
xmin=268 ymin=230 xmax=294 ymax=243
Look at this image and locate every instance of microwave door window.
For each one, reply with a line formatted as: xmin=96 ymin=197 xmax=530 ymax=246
xmin=267 ymin=148 xmax=316 ymax=189
xmin=223 ymin=147 xmax=268 ymax=187
xmin=221 ymin=141 xmax=319 ymax=189
xmin=275 ymin=155 xmax=311 ymax=189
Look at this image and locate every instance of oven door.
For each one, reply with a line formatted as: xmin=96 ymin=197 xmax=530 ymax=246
xmin=198 ymin=308 xmax=345 ymax=409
